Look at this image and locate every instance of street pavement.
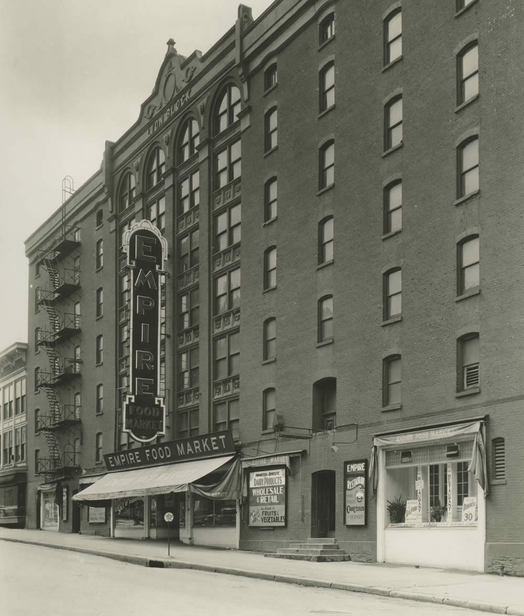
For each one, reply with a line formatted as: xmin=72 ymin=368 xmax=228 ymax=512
xmin=0 ymin=527 xmax=523 ymax=615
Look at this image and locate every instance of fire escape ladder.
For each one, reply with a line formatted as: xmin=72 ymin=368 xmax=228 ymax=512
xmin=41 ymin=429 xmax=62 ymax=470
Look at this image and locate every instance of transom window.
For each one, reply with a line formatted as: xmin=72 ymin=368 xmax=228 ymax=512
xmin=264 ymin=247 xmax=277 ymax=290
xmin=215 ymin=84 xmax=241 ymax=134
xmin=318 ymin=216 xmax=334 ymax=265
xmin=458 ymin=235 xmax=479 ymax=294
xmin=118 ymin=171 xmax=136 ymax=212
xmin=145 ymin=147 xmax=166 ymax=190
xmin=319 ymin=13 xmax=335 ymax=45
xmin=264 ymin=107 xmax=278 ymax=152
xmin=318 ymin=295 xmax=333 ymax=343
xmin=319 ymin=140 xmax=335 ymax=190
xmin=215 ymin=268 xmax=240 ymax=314
xmin=457 ymin=137 xmax=479 ymax=198
xmin=384 ymin=8 xmax=402 ymax=65
xmin=384 ymin=268 xmax=402 ymax=320
xmin=215 ymin=140 xmax=241 ymax=189
xmin=458 ymin=42 xmax=479 ymax=105
xmin=214 ymin=331 xmax=240 ymax=379
xmin=264 ymin=177 xmax=277 ymax=222
xmin=179 ymin=171 xmax=200 ymax=215
xmin=179 ymin=118 xmax=200 ymax=163
xmin=385 ymin=96 xmax=403 ymax=150
xmin=319 ymin=62 xmax=335 ymax=112
xmin=384 ymin=180 xmax=402 ymax=234
xmin=215 ymin=203 xmax=241 ymax=252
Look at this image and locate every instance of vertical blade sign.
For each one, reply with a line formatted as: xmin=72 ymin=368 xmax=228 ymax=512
xmin=123 ymin=221 xmax=167 ymax=442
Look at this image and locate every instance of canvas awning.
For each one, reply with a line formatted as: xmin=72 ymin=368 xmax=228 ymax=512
xmin=72 ymin=454 xmax=235 ymax=502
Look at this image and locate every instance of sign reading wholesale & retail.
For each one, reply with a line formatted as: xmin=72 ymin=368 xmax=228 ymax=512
xmin=248 ymin=467 xmax=286 ymax=527
xmin=122 ymin=220 xmax=168 ymax=442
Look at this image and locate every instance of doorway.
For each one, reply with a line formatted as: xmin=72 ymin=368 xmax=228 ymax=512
xmin=72 ymin=491 xmax=81 ymax=533
xmin=311 ymin=470 xmax=336 ymax=538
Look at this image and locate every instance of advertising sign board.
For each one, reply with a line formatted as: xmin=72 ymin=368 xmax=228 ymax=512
xmin=344 ymin=459 xmax=367 ymax=526
xmin=248 ymin=467 xmax=286 ymax=527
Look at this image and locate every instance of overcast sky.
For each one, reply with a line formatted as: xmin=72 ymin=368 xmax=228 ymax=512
xmin=0 ymin=0 xmax=274 ymax=352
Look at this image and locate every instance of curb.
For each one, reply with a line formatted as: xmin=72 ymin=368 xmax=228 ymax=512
xmin=0 ymin=536 xmax=517 ymax=615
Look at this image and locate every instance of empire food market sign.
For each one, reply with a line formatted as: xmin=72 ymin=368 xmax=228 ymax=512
xmin=122 ymin=221 xmax=168 ymax=442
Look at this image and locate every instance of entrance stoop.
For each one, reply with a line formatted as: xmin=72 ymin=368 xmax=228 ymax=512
xmin=265 ymin=537 xmax=351 ymax=562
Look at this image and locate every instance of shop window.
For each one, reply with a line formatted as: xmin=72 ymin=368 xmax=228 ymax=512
xmin=384 ymin=8 xmax=402 ymax=66
xmin=384 ymin=95 xmax=403 ymax=151
xmin=178 ymin=118 xmax=200 ymax=163
xmin=492 ymin=437 xmax=506 ymax=481
xmin=215 ymin=268 xmax=240 ymax=314
xmin=457 ymin=235 xmax=479 ymax=294
xmin=118 ymin=171 xmax=136 ymax=212
xmin=263 ymin=246 xmax=277 ymax=290
xmin=264 ymin=63 xmax=278 ymax=91
xmin=178 ymin=170 xmax=200 ymax=215
xmin=193 ymin=495 xmax=236 ymax=527
xmin=114 ymin=497 xmax=144 ymax=528
xmin=262 ymin=388 xmax=276 ymax=431
xmin=215 ymin=140 xmax=241 ymax=189
xmin=384 ymin=180 xmax=402 ymax=235
xmin=214 ymin=398 xmax=239 ymax=440
xmin=318 ymin=295 xmax=333 ymax=343
xmin=215 ymin=84 xmax=241 ymax=135
xmin=385 ymin=445 xmax=478 ymax=525
xmin=312 ymin=377 xmax=336 ymax=432
xmin=457 ymin=333 xmax=479 ymax=391
xmin=319 ymin=13 xmax=335 ymax=46
xmin=264 ymin=177 xmax=277 ymax=222
xmin=319 ymin=62 xmax=335 ymax=113
xmin=150 ymin=494 xmax=185 ymax=529
xmin=145 ymin=146 xmax=165 ymax=191
xmin=214 ymin=203 xmax=241 ymax=252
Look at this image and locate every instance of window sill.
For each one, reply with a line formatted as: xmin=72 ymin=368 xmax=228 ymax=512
xmin=455 ymin=0 xmax=478 ymax=18
xmin=317 ymin=184 xmax=334 ymax=197
xmin=318 ymin=105 xmax=335 ymax=119
xmin=387 ymin=521 xmax=477 ymax=529
xmin=317 ymin=260 xmax=334 ymax=271
xmin=382 ymin=56 xmax=403 ymax=73
xmin=96 ymin=315 xmax=103 ymax=321
xmin=96 ymin=266 xmax=103 ymax=273
xmin=264 ymin=145 xmax=278 ymax=158
xmin=261 ymin=428 xmax=275 ymax=435
xmin=382 ymin=229 xmax=402 ymax=241
xmin=262 ymin=358 xmax=276 ymax=366
xmin=455 ymin=94 xmax=479 ymax=113
xmin=96 ymin=224 xmax=103 ymax=230
xmin=318 ymin=35 xmax=335 ymax=52
xmin=382 ymin=315 xmax=402 ymax=327
xmin=263 ymin=286 xmax=277 ymax=295
xmin=454 ymin=190 xmax=480 ymax=207
xmin=382 ymin=402 xmax=402 ymax=413
xmin=263 ymin=83 xmax=278 ymax=97
xmin=456 ymin=287 xmax=480 ymax=302
xmin=96 ymin=362 xmax=103 ymax=368
xmin=491 ymin=479 xmax=507 ymax=486
xmin=263 ymin=217 xmax=277 ymax=227
xmin=316 ymin=338 xmax=334 ymax=348
xmin=382 ymin=142 xmax=403 ymax=158
xmin=456 ymin=387 xmax=480 ymax=398
xmin=96 ymin=412 xmax=104 ymax=416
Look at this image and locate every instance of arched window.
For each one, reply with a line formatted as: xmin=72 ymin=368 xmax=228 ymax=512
xmin=383 ymin=268 xmax=402 ymax=320
xmin=457 ymin=136 xmax=479 ymax=198
xmin=319 ymin=62 xmax=335 ymax=112
xmin=318 ymin=295 xmax=333 ymax=343
xmin=178 ymin=118 xmax=200 ymax=163
xmin=457 ymin=42 xmax=479 ymax=105
xmin=383 ymin=355 xmax=401 ymax=407
xmin=118 ymin=171 xmax=136 ymax=212
xmin=264 ymin=177 xmax=277 ymax=222
xmin=384 ymin=95 xmax=403 ymax=150
xmin=264 ymin=107 xmax=278 ymax=152
xmin=145 ymin=146 xmax=165 ymax=190
xmin=263 ymin=318 xmax=276 ymax=361
xmin=264 ymin=64 xmax=278 ymax=91
xmin=318 ymin=216 xmax=334 ymax=265
xmin=457 ymin=333 xmax=480 ymax=391
xmin=262 ymin=388 xmax=276 ymax=431
xmin=312 ymin=377 xmax=336 ymax=431
xmin=457 ymin=235 xmax=479 ymax=294
xmin=384 ymin=8 xmax=402 ymax=65
xmin=319 ymin=140 xmax=335 ymax=189
xmin=264 ymin=247 xmax=277 ymax=290
xmin=319 ymin=13 xmax=335 ymax=46
xmin=215 ymin=84 xmax=241 ymax=135
xmin=384 ymin=180 xmax=402 ymax=234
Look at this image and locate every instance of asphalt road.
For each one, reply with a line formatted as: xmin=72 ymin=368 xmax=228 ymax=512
xmin=0 ymin=541 xmax=491 ymax=616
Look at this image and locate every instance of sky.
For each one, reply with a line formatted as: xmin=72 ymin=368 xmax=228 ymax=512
xmin=0 ymin=0 xmax=274 ymax=352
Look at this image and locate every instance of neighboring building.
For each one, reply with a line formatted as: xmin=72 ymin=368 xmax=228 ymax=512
xmin=0 ymin=343 xmax=28 ymax=527
xmin=24 ymin=0 xmax=524 ymax=574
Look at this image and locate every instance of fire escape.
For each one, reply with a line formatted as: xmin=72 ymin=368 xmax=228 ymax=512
xmin=35 ymin=219 xmax=82 ymax=481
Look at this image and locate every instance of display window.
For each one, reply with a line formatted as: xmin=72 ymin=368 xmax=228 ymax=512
xmin=114 ymin=497 xmax=144 ymax=528
xmin=193 ymin=496 xmax=236 ymax=527
xmin=149 ymin=494 xmax=185 ymax=528
xmin=385 ymin=441 xmax=478 ymax=526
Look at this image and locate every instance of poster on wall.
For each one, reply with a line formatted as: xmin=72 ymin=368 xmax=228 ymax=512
xmin=344 ymin=459 xmax=367 ymax=526
xmin=248 ymin=467 xmax=286 ymax=527
xmin=88 ymin=506 xmax=107 ymax=524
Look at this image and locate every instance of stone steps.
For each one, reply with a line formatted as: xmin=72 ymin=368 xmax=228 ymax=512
xmin=265 ymin=538 xmax=351 ymax=562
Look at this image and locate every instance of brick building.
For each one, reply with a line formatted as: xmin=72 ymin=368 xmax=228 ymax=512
xmin=25 ymin=0 xmax=524 ymax=573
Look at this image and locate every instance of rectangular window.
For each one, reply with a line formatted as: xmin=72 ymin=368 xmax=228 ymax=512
xmin=147 ymin=196 xmax=166 ymax=233
xmin=96 ymin=239 xmax=104 ymax=269
xmin=96 ymin=384 xmax=104 ymax=414
xmin=96 ymin=287 xmax=104 ymax=318
xmin=178 ymin=347 xmax=199 ymax=390
xmin=179 ymin=288 xmax=199 ymax=330
xmin=215 ymin=203 xmax=241 ymax=252
xmin=458 ymin=334 xmax=479 ymax=391
xmin=263 ymin=318 xmax=276 ymax=361
xmin=215 ymin=140 xmax=241 ymax=189
xmin=176 ymin=408 xmax=199 ymax=438
xmin=179 ymin=171 xmax=200 ymax=215
xmin=458 ymin=43 xmax=479 ymax=105
xmin=214 ymin=331 xmax=240 ymax=380
xmin=264 ymin=108 xmax=278 ymax=152
xmin=95 ymin=432 xmax=103 ymax=463
xmin=264 ymin=64 xmax=278 ymax=91
xmin=383 ymin=356 xmax=401 ymax=406
xmin=458 ymin=236 xmax=479 ymax=294
xmin=214 ymin=398 xmax=239 ymax=440
xmin=96 ymin=335 xmax=104 ymax=365
xmin=215 ymin=268 xmax=240 ymax=314
xmin=262 ymin=388 xmax=276 ymax=431
xmin=179 ymin=229 xmax=199 ymax=271
xmin=264 ymin=247 xmax=277 ymax=290
xmin=319 ymin=217 xmax=334 ymax=265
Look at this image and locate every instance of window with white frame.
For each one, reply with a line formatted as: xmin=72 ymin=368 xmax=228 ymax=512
xmin=457 ymin=235 xmax=479 ymax=294
xmin=384 ymin=8 xmax=402 ymax=65
xmin=457 ymin=42 xmax=479 ymax=105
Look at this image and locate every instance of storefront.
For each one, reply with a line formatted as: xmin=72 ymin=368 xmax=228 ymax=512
xmin=0 ymin=470 xmax=26 ymax=527
xmin=38 ymin=484 xmax=59 ymax=531
xmin=73 ymin=431 xmax=241 ymax=548
xmin=370 ymin=417 xmax=488 ymax=571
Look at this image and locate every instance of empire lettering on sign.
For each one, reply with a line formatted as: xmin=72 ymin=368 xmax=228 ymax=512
xmin=122 ymin=221 xmax=168 ymax=442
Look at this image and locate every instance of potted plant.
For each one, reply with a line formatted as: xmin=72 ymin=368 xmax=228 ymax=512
xmin=387 ymin=496 xmax=406 ymax=523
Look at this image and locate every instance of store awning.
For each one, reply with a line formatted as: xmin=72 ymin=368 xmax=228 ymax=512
xmin=72 ymin=454 xmax=234 ymax=502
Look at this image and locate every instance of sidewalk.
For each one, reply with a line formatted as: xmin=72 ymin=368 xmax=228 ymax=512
xmin=1 ymin=528 xmax=523 ymax=615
